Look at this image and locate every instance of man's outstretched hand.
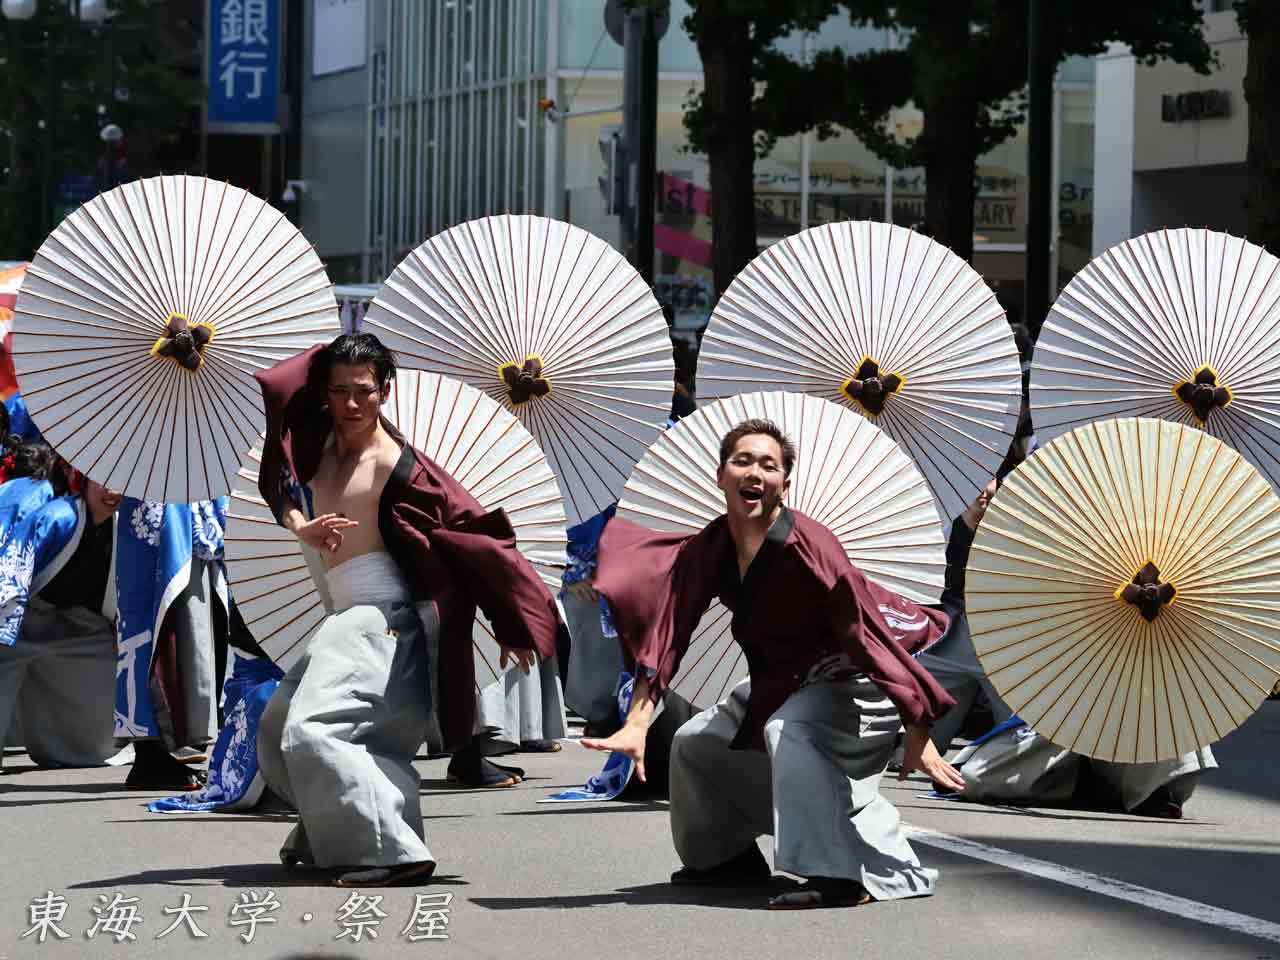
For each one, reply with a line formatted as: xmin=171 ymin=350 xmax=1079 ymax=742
xmin=291 ymin=512 xmax=359 ymax=554
xmin=900 ymin=723 xmax=966 ymax=793
xmin=581 ymin=725 xmax=648 ymax=783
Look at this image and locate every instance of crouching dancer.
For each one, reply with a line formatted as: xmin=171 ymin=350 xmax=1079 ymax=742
xmin=583 ymin=419 xmax=964 ymax=909
xmin=254 ymin=334 xmax=559 ymax=887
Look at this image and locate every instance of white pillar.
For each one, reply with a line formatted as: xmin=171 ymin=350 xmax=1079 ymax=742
xmin=543 ymin=0 xmax=561 ymax=217
xmin=1092 ymin=43 xmax=1137 ymax=254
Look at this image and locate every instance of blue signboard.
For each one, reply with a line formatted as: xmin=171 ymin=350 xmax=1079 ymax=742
xmin=207 ymin=0 xmax=281 ymax=132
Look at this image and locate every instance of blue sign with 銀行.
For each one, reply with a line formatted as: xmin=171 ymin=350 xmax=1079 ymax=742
xmin=207 ymin=0 xmax=281 ymax=131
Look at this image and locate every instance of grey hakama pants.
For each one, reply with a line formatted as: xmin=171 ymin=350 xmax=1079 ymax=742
xmin=257 ymin=601 xmax=434 ymax=868
xmin=562 ymin=589 xmax=623 ymax=729
xmin=0 ymin=598 xmax=116 ymax=768
xmin=670 ymin=677 xmax=938 ymax=901
xmin=953 ymin=727 xmax=1217 ymax=812
xmin=475 ymin=654 xmax=568 ymax=744
xmin=149 ymin=556 xmax=220 ymax=749
xmin=916 ymin=613 xmax=1014 ymax=752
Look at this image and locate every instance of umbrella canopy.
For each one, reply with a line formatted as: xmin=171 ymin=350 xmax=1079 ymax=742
xmin=697 ymin=220 xmax=1021 ymax=528
xmin=1032 ymin=227 xmax=1280 ymax=492
xmin=12 ymin=175 xmax=339 ymax=502
xmin=616 ymin=389 xmax=946 ymax=708
xmin=966 ymin=416 xmax=1280 ymax=763
xmin=0 ymin=263 xmax=29 ymax=400
xmin=225 ymin=370 xmax=567 ymax=680
xmin=361 ymin=214 xmax=674 ymax=525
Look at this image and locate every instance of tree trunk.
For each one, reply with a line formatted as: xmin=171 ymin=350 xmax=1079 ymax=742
xmin=914 ymin=5 xmax=981 ymax=264
xmin=921 ymin=103 xmax=980 ymax=263
xmin=1242 ymin=1 xmax=1280 ymax=255
xmin=696 ymin=19 xmax=759 ymax=297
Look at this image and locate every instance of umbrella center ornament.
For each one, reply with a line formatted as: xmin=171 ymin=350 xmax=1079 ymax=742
xmin=499 ymin=355 xmax=551 ymax=406
xmin=1115 ymin=560 xmax=1177 ymax=623
xmin=1173 ymin=366 xmax=1231 ymax=424
xmin=150 ymin=312 xmax=214 ymax=372
xmin=840 ymin=357 xmax=904 ymax=416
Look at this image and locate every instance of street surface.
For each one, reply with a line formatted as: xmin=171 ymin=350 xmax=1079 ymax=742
xmin=1 ymin=702 xmax=1277 ymax=959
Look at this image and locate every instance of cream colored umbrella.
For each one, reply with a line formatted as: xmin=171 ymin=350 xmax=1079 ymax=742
xmin=1033 ymin=228 xmax=1280 ymax=491
xmin=361 ymin=214 xmax=674 ymax=525
xmin=616 ymin=390 xmax=946 ymax=708
xmin=966 ymin=416 xmax=1280 ymax=763
xmin=698 ymin=220 xmax=1021 ymax=528
xmin=12 ymin=175 xmax=339 ymax=502
xmin=225 ymin=370 xmax=567 ymax=677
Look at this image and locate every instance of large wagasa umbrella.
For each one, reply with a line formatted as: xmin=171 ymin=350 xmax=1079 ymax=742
xmin=616 ymin=390 xmax=945 ymax=708
xmin=1032 ymin=228 xmax=1280 ymax=492
xmin=11 ymin=175 xmax=339 ymax=503
xmin=361 ymin=214 xmax=674 ymax=525
xmin=225 ymin=370 xmax=567 ymax=680
xmin=966 ymin=416 xmax=1280 ymax=763
xmin=698 ymin=220 xmax=1021 ymax=527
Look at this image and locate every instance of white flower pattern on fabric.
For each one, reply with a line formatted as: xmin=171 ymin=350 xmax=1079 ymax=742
xmin=129 ymin=502 xmax=163 ymax=547
xmin=0 ymin=523 xmax=36 ymax=645
xmin=191 ymin=501 xmax=224 ymax=563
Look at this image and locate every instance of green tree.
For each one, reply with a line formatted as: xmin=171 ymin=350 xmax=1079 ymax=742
xmin=0 ymin=0 xmax=202 ymax=259
xmin=754 ymin=1 xmax=1214 ymax=262
xmin=1237 ymin=1 xmax=1280 ymax=255
xmin=680 ymin=0 xmax=838 ymax=296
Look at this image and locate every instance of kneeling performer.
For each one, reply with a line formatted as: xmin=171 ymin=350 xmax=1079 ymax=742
xmin=584 ymin=419 xmax=964 ymax=909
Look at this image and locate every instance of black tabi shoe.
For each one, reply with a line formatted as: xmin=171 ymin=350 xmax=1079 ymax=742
xmin=768 ymin=878 xmax=875 ymax=910
xmin=446 ymin=747 xmax=524 ymax=788
xmin=519 ymin=739 xmax=562 ymax=753
xmin=1132 ymin=786 xmax=1184 ymax=820
xmin=334 ymin=860 xmax=437 ymax=888
xmin=124 ymin=745 xmax=203 ymax=792
xmin=670 ymin=844 xmax=772 ymax=886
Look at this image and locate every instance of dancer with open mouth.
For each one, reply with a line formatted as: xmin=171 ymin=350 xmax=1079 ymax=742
xmin=585 ymin=416 xmax=964 ymax=910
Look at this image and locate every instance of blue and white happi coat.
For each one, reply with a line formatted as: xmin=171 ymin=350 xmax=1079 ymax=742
xmin=0 ymin=477 xmax=116 ymax=646
xmin=114 ymin=496 xmax=229 ymax=739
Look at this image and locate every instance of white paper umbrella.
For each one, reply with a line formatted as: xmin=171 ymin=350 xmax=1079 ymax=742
xmin=12 ymin=175 xmax=340 ymax=502
xmin=225 ymin=371 xmax=567 ymax=680
xmin=361 ymin=214 xmax=674 ymax=525
xmin=616 ymin=390 xmax=946 ymax=708
xmin=698 ymin=220 xmax=1021 ymax=528
xmin=1032 ymin=227 xmax=1280 ymax=493
xmin=966 ymin=417 xmax=1280 ymax=763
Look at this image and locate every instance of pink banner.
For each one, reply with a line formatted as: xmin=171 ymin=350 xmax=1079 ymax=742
xmin=655 ymin=223 xmax=712 ymax=268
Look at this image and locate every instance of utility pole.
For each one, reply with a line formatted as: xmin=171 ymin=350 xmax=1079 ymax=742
xmin=1025 ymin=0 xmax=1053 ymax=340
xmin=622 ymin=5 xmax=658 ymax=282
xmin=605 ymin=0 xmax=667 ymax=282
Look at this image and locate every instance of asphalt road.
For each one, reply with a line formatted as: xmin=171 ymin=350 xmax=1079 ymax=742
xmin=1 ymin=702 xmax=1278 ymax=960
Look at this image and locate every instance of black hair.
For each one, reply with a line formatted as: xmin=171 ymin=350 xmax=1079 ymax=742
xmin=5 ymin=440 xmax=56 ymax=481
xmin=718 ymin=419 xmax=797 ymax=477
xmin=314 ymin=333 xmax=397 ymax=391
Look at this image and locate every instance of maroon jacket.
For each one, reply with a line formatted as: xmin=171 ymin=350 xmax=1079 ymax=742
xmin=254 ymin=346 xmax=559 ymax=749
xmin=595 ymin=507 xmax=955 ymax=749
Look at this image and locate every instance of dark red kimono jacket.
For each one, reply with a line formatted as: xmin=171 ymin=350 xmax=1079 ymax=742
xmin=595 ymin=507 xmax=955 ymax=749
xmin=254 ymin=345 xmax=559 ymax=749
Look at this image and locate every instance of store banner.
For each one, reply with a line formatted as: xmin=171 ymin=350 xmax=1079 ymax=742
xmin=207 ymin=0 xmax=281 ymax=132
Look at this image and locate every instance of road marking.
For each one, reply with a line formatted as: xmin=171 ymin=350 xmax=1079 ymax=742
xmin=905 ymin=824 xmax=1280 ymax=946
